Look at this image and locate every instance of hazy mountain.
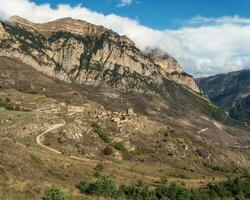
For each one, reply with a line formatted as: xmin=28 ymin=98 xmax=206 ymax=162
xmin=197 ymin=70 xmax=250 ymax=123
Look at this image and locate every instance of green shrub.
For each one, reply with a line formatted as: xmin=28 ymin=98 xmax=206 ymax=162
xmin=111 ymin=142 xmax=127 ymax=152
xmin=41 ymin=186 xmax=66 ymax=200
xmin=77 ymin=180 xmax=90 ymax=194
xmin=92 ymin=123 xmax=110 ymax=143
xmin=119 ymin=184 xmax=157 ymax=200
xmin=92 ymin=123 xmax=128 ymax=153
xmin=0 ymin=100 xmax=8 ymax=108
xmin=77 ymin=175 xmax=118 ymax=198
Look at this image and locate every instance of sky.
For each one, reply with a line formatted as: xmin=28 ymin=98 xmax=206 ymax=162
xmin=0 ymin=0 xmax=250 ymax=77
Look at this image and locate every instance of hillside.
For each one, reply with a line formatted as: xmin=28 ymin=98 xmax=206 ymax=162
xmin=0 ymin=16 xmax=250 ymax=200
xmin=197 ymin=70 xmax=250 ymax=123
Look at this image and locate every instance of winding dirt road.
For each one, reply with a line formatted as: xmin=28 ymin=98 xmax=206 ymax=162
xmin=35 ymin=121 xmax=91 ymax=161
xmin=36 ymin=122 xmax=65 ymax=155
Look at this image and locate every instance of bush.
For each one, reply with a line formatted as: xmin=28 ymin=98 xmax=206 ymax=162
xmin=92 ymin=123 xmax=110 ymax=143
xmin=111 ymin=142 xmax=127 ymax=152
xmin=0 ymin=98 xmax=11 ymax=109
xmin=119 ymin=184 xmax=157 ymax=200
xmin=102 ymin=146 xmax=113 ymax=155
xmin=77 ymin=175 xmax=118 ymax=198
xmin=41 ymin=186 xmax=66 ymax=200
xmin=92 ymin=123 xmax=128 ymax=153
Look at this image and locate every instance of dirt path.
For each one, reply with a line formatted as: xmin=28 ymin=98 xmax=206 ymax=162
xmin=36 ymin=121 xmax=91 ymax=161
xmin=197 ymin=127 xmax=209 ymax=133
xmin=36 ymin=122 xmax=65 ymax=155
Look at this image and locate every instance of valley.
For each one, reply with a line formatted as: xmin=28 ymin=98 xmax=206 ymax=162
xmin=0 ymin=16 xmax=249 ymax=200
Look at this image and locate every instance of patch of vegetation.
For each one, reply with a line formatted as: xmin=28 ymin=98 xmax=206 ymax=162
xmin=77 ymin=174 xmax=117 ymax=198
xmin=0 ymin=99 xmax=9 ymax=108
xmin=92 ymin=123 xmax=110 ymax=143
xmin=92 ymin=123 xmax=127 ymax=153
xmin=30 ymin=154 xmax=43 ymax=166
xmin=0 ymin=98 xmax=17 ymax=110
xmin=203 ymin=161 xmax=241 ymax=173
xmin=41 ymin=186 xmax=67 ymax=200
xmin=76 ymin=173 xmax=250 ymax=200
xmin=111 ymin=141 xmax=127 ymax=152
xmin=119 ymin=184 xmax=156 ymax=199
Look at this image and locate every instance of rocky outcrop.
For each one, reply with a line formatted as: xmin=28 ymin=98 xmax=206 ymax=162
xmin=0 ymin=16 xmax=200 ymax=93
xmin=145 ymin=48 xmax=201 ymax=93
xmin=0 ymin=22 xmax=9 ymax=38
xmin=145 ymin=48 xmax=183 ymax=74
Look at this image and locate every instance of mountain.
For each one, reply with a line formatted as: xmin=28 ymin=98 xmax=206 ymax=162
xmin=197 ymin=70 xmax=250 ymax=123
xmin=0 ymin=16 xmax=250 ymax=200
xmin=145 ymin=48 xmax=201 ymax=93
xmin=0 ymin=16 xmax=234 ymax=126
xmin=0 ymin=16 xmax=200 ymax=93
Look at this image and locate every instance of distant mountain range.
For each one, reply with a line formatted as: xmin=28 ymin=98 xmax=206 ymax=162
xmin=197 ymin=70 xmax=250 ymax=123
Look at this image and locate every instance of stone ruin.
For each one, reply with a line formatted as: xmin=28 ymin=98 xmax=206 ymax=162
xmin=93 ymin=107 xmax=137 ymax=129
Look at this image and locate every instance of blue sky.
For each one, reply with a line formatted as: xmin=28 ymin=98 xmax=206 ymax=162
xmin=33 ymin=0 xmax=250 ymax=29
xmin=1 ymin=0 xmax=250 ymax=76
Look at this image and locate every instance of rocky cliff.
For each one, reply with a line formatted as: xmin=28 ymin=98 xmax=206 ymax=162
xmin=197 ymin=70 xmax=250 ymax=122
xmin=0 ymin=16 xmax=200 ymax=93
xmin=145 ymin=48 xmax=201 ymax=93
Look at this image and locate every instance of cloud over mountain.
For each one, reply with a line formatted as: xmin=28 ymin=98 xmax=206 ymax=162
xmin=0 ymin=0 xmax=250 ymax=77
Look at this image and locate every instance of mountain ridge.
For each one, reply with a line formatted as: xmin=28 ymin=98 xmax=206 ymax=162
xmin=0 ymin=16 xmax=201 ymax=93
xmin=197 ymin=69 xmax=250 ymax=123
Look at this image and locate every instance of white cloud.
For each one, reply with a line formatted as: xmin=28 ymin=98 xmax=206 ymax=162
xmin=0 ymin=9 xmax=9 ymax=21
xmin=117 ymin=0 xmax=133 ymax=7
xmin=187 ymin=15 xmax=250 ymax=27
xmin=168 ymin=23 xmax=250 ymax=76
xmin=0 ymin=0 xmax=250 ymax=77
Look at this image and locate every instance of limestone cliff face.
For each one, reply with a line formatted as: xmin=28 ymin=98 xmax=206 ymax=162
xmin=0 ymin=16 xmax=200 ymax=93
xmin=145 ymin=48 xmax=201 ymax=93
xmin=0 ymin=22 xmax=9 ymax=38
